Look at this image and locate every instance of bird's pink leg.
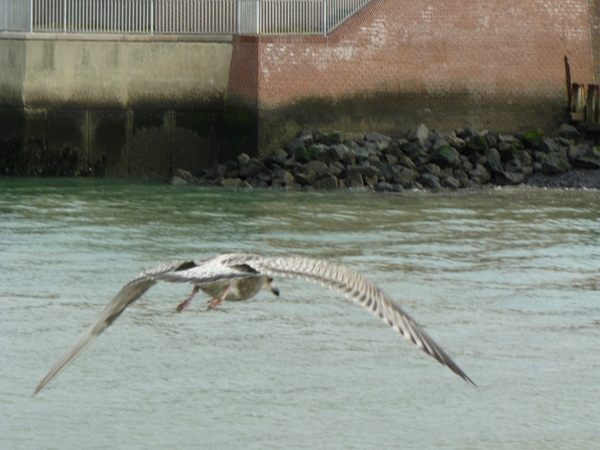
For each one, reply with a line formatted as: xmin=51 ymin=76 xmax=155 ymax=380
xmin=177 ymin=286 xmax=200 ymax=312
xmin=206 ymin=284 xmax=232 ymax=311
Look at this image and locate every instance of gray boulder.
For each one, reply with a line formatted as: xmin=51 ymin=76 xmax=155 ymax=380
xmin=346 ymin=172 xmax=365 ymax=188
xmin=518 ymin=150 xmax=533 ymax=166
xmin=239 ymin=159 xmax=267 ymax=178
xmin=314 ymin=131 xmax=342 ymax=146
xmin=314 ymin=144 xmax=355 ymax=165
xmin=365 ymin=132 xmax=392 ymax=143
xmin=295 ymin=171 xmax=317 ymax=185
xmin=382 ymin=154 xmax=398 ymax=165
xmin=371 ymin=162 xmax=397 ymax=181
xmin=537 ymin=138 xmax=560 ymax=154
xmin=405 ymin=143 xmax=431 ymax=165
xmin=302 ymin=160 xmax=329 ymax=177
xmin=567 ymin=145 xmax=600 ymax=169
xmin=456 ymin=126 xmax=482 ymax=139
xmin=346 ymin=164 xmax=381 ymax=178
xmin=171 ymin=176 xmax=188 ymax=185
xmin=447 ymin=132 xmax=466 ymax=150
xmin=495 ymin=171 xmax=524 ymax=185
xmin=421 ymin=163 xmax=442 ymax=177
xmin=552 ymin=123 xmax=580 ymax=140
xmin=497 ymin=142 xmax=519 ymax=162
xmin=375 ymin=182 xmax=403 ymax=192
xmin=393 ymin=167 xmax=420 ymax=187
xmin=286 ymin=137 xmax=306 ymax=155
xmin=441 ymin=176 xmax=461 ymax=189
xmin=326 ymin=162 xmax=345 ymax=178
xmin=364 ymin=175 xmax=378 ymax=189
xmin=271 ymin=169 xmax=296 ymax=185
xmin=313 ymin=174 xmax=339 ymax=189
xmin=540 ymin=152 xmax=572 ymax=174
xmin=419 ymin=173 xmax=442 ymax=189
xmin=297 ymin=129 xmax=313 ymax=146
xmin=432 ymin=145 xmax=461 ymax=168
xmin=207 ymin=163 xmax=228 ymax=179
xmin=415 ymin=123 xmax=429 ymax=142
xmin=221 ymin=177 xmax=250 ymax=188
xmin=468 ymin=163 xmax=492 ymax=183
xmin=465 ymin=135 xmax=489 ymax=152
xmin=432 ymin=138 xmax=449 ymax=151
xmin=396 ymin=153 xmax=417 ymax=170
xmin=504 ymin=158 xmax=522 ymax=173
xmin=237 ymin=153 xmax=251 ymax=166
xmin=174 ymin=168 xmax=194 ymax=183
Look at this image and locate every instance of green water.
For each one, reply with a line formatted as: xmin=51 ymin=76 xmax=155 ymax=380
xmin=1 ymin=178 xmax=599 ymax=449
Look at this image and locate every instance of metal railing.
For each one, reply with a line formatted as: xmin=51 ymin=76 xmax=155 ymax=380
xmin=0 ymin=0 xmax=372 ymax=35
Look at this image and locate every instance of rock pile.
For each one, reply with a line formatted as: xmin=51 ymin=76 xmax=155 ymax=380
xmin=173 ymin=123 xmax=600 ymax=191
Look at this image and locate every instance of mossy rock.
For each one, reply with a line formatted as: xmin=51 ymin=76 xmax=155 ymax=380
xmin=523 ymin=129 xmax=545 ymax=147
xmin=466 ymin=135 xmax=488 ymax=152
xmin=433 ymin=145 xmax=461 ymax=168
xmin=295 ymin=146 xmax=323 ymax=161
xmin=314 ymin=131 xmax=342 ymax=145
xmin=497 ymin=142 xmax=519 ymax=162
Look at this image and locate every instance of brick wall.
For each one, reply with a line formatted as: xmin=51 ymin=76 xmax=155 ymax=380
xmin=228 ymin=0 xmax=597 ymax=154
xmin=590 ymin=0 xmax=600 ymax=83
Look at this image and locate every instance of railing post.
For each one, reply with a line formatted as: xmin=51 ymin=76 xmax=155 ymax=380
xmin=255 ymin=0 xmax=259 ymax=34
xmin=29 ymin=0 xmax=33 ymax=32
xmin=323 ymin=0 xmax=327 ymax=35
xmin=150 ymin=0 xmax=154 ymax=34
xmin=63 ymin=0 xmax=67 ymax=32
xmin=237 ymin=0 xmax=240 ymax=35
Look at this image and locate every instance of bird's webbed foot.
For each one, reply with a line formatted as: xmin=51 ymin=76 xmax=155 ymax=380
xmin=177 ymin=286 xmax=200 ymax=312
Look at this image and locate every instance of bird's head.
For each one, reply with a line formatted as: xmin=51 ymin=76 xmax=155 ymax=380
xmin=264 ymin=277 xmax=280 ymax=296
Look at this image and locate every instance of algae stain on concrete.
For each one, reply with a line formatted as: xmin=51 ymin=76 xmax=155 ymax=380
xmin=175 ymin=111 xmax=214 ymax=136
xmin=133 ymin=111 xmax=165 ymax=131
xmin=95 ymin=114 xmax=127 ymax=150
xmin=221 ymin=106 xmax=257 ymax=158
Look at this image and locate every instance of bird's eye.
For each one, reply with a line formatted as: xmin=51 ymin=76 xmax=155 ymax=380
xmin=268 ymin=277 xmax=274 ymax=283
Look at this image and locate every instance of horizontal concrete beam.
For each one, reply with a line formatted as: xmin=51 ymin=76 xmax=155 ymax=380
xmin=0 ymin=32 xmax=233 ymax=43
xmin=0 ymin=36 xmax=233 ymax=109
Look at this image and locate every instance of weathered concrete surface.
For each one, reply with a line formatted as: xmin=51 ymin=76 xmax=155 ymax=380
xmin=0 ymin=40 xmax=26 ymax=106
xmin=89 ymin=109 xmax=129 ymax=177
xmin=1 ymin=35 xmax=233 ymax=109
xmin=0 ymin=35 xmax=236 ymax=178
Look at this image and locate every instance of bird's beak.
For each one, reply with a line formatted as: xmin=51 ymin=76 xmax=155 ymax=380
xmin=265 ymin=277 xmax=280 ymax=296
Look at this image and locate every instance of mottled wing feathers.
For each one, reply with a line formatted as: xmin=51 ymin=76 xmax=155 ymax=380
xmin=34 ymin=258 xmax=263 ymax=394
xmin=35 ymin=254 xmax=474 ymax=395
xmin=33 ymin=277 xmax=157 ymax=395
xmin=243 ymin=256 xmax=475 ymax=385
xmin=149 ymin=257 xmax=262 ymax=285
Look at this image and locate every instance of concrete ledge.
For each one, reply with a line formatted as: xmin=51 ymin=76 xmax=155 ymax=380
xmin=0 ymin=32 xmax=233 ymax=43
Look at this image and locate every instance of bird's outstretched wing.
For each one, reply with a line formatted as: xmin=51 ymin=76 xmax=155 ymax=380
xmin=35 ymin=254 xmax=475 ymax=394
xmin=239 ymin=255 xmax=476 ymax=385
xmin=34 ymin=258 xmax=258 ymax=395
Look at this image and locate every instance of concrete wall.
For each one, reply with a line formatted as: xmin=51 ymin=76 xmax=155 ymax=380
xmin=228 ymin=0 xmax=597 ymax=155
xmin=0 ymin=34 xmax=240 ymax=177
xmin=0 ymin=39 xmax=26 ymax=106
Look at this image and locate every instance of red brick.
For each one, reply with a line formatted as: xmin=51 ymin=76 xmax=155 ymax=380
xmin=227 ymin=0 xmax=597 ymax=152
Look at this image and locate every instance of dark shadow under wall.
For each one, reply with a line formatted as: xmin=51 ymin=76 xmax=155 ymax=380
xmin=0 ymin=106 xmax=258 ymax=178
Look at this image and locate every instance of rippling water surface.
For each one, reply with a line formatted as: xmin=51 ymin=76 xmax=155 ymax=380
xmin=1 ymin=178 xmax=599 ymax=449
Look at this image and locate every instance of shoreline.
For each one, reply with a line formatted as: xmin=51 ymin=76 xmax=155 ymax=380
xmin=173 ymin=123 xmax=600 ymax=192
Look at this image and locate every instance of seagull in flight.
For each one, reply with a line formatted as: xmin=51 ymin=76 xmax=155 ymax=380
xmin=34 ymin=254 xmax=475 ymax=394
